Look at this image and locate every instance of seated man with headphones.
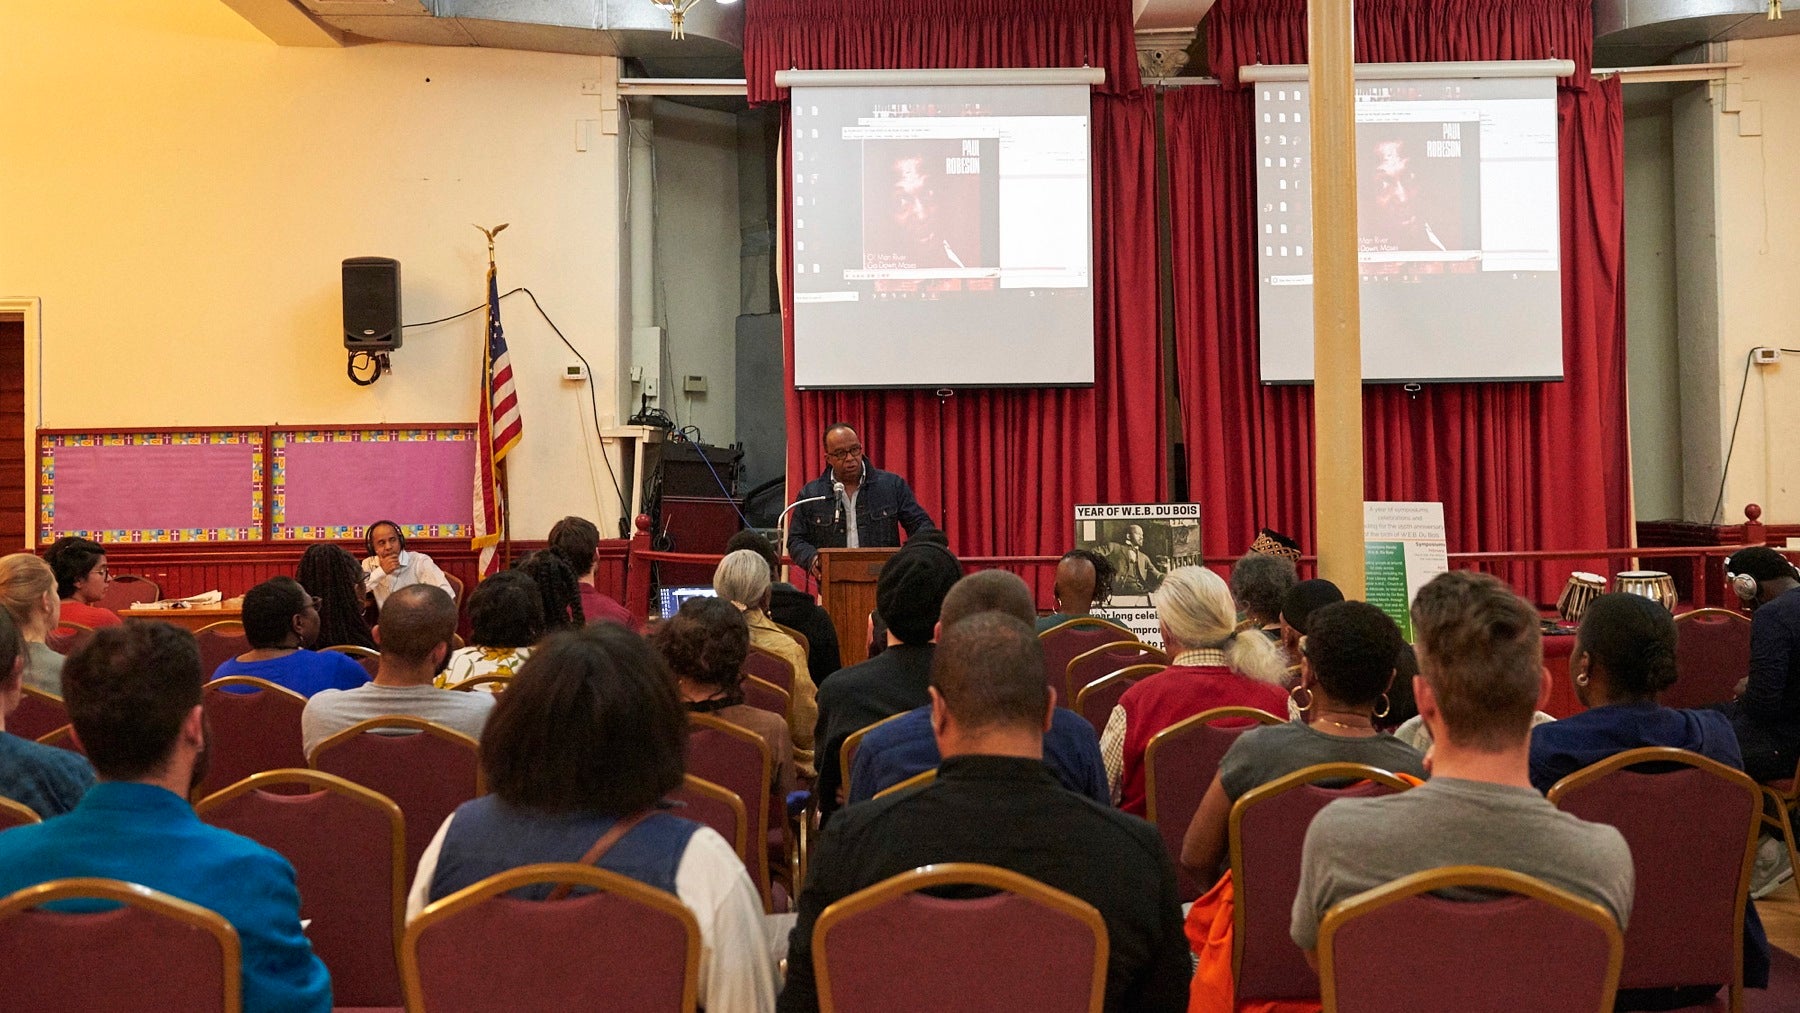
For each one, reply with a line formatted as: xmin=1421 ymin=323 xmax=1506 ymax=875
xmin=362 ymin=519 xmax=456 ymax=610
xmin=1722 ymin=546 xmax=1800 ymax=782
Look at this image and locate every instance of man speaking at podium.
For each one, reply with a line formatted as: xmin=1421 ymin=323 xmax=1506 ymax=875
xmin=789 ymin=424 xmax=937 ymax=579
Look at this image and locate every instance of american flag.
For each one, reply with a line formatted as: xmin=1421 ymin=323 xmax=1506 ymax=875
xmin=473 ymin=266 xmax=522 ymax=577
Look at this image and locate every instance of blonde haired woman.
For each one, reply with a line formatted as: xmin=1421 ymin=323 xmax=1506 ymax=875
xmin=0 ymin=553 xmax=65 ymax=696
xmin=1102 ymin=565 xmax=1290 ymax=815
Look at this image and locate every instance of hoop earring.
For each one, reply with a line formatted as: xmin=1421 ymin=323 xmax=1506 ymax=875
xmin=1372 ymin=693 xmax=1391 ymax=720
xmin=1575 ymin=673 xmax=1588 ymax=688
xmin=1289 ymin=685 xmax=1314 ymax=712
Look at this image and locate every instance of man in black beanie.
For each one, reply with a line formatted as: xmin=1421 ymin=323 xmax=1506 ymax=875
xmin=1721 ymin=546 xmax=1800 ymax=781
xmin=811 ymin=541 xmax=963 ymax=822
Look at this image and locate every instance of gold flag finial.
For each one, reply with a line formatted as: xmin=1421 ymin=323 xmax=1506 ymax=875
xmin=475 ymin=223 xmax=509 ymax=265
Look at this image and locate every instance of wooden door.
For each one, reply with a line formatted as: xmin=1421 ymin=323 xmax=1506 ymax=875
xmin=0 ymin=318 xmax=23 ymax=550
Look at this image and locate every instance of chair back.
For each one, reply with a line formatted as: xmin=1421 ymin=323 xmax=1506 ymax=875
xmin=443 ymin=572 xmax=466 ymax=605
xmin=839 ymin=711 xmax=907 ymax=802
xmin=1066 ymin=641 xmax=1167 ymax=704
xmin=0 ymin=795 xmax=42 ymax=829
xmin=1145 ymin=706 xmax=1284 ymax=901
xmin=194 ymin=621 xmax=250 ymax=679
xmin=309 ymin=717 xmax=483 ymax=874
xmin=196 ymin=770 xmax=406 ymax=1007
xmin=1547 ymin=747 xmax=1758 ymax=1003
xmin=1667 ymin=609 xmax=1753 ymax=709
xmin=45 ymin=622 xmax=94 ymax=657
xmin=1074 ymin=664 xmax=1162 ymax=734
xmin=1230 ymin=763 xmax=1412 ymax=1002
xmin=773 ymin=622 xmax=811 ymax=663
xmin=742 ymin=644 xmax=796 ymax=696
xmin=0 ymin=878 xmax=242 ymax=1013
xmin=448 ymin=674 xmax=510 ymax=693
xmin=1318 ymin=866 xmax=1623 ymax=1013
xmin=667 ymin=775 xmax=750 ymax=872
xmin=873 ymin=768 xmax=937 ymax=799
xmin=99 ymin=574 xmax=161 ymax=612
xmin=195 ymin=677 xmax=309 ymax=799
xmin=1039 ymin=619 xmax=1131 ymax=698
xmin=404 ymin=863 xmax=700 ymax=1013
xmin=321 ymin=644 xmax=381 ymax=679
xmin=37 ymin=724 xmax=85 ymax=757
xmin=814 ymin=863 xmax=1106 ymax=1013
xmin=10 ymin=686 xmax=68 ymax=742
xmin=741 ymin=675 xmax=791 ymax=720
xmin=685 ymin=714 xmax=773 ymax=911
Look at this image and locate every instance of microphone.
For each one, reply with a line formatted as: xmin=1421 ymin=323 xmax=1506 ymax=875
xmin=831 ymin=477 xmax=846 ymax=530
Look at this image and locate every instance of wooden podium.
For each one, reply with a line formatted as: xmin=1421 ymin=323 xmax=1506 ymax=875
xmin=818 ymin=547 xmax=899 ymax=669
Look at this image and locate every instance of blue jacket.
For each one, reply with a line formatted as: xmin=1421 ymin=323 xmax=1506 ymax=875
xmin=847 ymin=704 xmax=1111 ymax=806
xmin=788 ymin=463 xmax=935 ymax=572
xmin=0 ymin=782 xmax=332 ymax=1013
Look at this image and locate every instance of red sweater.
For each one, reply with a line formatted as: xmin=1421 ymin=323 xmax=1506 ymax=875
xmin=58 ymin=600 xmax=123 ymax=629
xmin=1115 ymin=664 xmax=1288 ymax=816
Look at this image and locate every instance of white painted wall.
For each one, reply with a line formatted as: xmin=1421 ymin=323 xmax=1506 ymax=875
xmin=1624 ymin=106 xmax=1685 ymax=521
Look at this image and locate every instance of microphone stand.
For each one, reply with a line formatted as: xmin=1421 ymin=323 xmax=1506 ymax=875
xmin=778 ymin=494 xmax=830 ymax=592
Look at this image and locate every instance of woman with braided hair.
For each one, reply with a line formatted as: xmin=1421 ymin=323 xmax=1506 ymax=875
xmin=514 ymin=550 xmax=585 ymax=633
xmin=296 ymin=543 xmax=375 ymax=650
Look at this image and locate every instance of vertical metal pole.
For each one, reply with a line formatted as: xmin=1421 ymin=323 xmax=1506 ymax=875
xmin=1308 ymin=0 xmax=1366 ymax=599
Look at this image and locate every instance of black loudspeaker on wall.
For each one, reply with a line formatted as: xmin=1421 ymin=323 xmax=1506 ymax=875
xmin=342 ymin=257 xmax=402 ymax=352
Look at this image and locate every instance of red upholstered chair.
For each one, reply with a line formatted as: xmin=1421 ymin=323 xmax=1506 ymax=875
xmin=195 ymin=677 xmax=308 ymax=800
xmin=1065 ymin=640 xmax=1167 ymax=705
xmin=10 ymin=686 xmax=68 ymax=742
xmin=686 ymin=713 xmax=776 ymax=912
xmin=1666 ymin=609 xmax=1753 ymax=709
xmin=741 ymin=675 xmax=791 ymax=721
xmin=814 ymin=863 xmax=1107 ymax=1013
xmin=195 ymin=769 xmax=406 ymax=1008
xmin=194 ymin=620 xmax=250 ymax=680
xmin=1230 ymin=763 xmax=1413 ymax=1005
xmin=45 ymin=622 xmax=94 ymax=657
xmin=0 ymin=795 xmax=42 ymax=830
xmin=99 ymin=574 xmax=161 ymax=612
xmin=1547 ymin=747 xmax=1759 ymax=1009
xmin=1145 ymin=706 xmax=1284 ymax=902
xmin=1039 ymin=619 xmax=1131 ymax=699
xmin=1318 ymin=866 xmax=1624 ymax=1013
xmin=838 ymin=711 xmax=906 ymax=804
xmin=772 ymin=622 xmax=811 ymax=664
xmin=742 ymin=644 xmax=796 ymax=697
xmin=403 ymin=864 xmax=701 ymax=1013
xmin=309 ymin=716 xmax=483 ymax=875
xmin=0 ymin=878 xmax=242 ymax=1013
xmin=667 ymin=774 xmax=750 ymax=874
xmin=36 ymin=724 xmax=85 ymax=757
xmin=1073 ymin=663 xmax=1162 ymax=734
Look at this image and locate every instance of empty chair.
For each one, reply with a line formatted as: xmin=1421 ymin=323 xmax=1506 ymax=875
xmin=741 ymin=675 xmax=791 ymax=721
xmin=1318 ymin=866 xmax=1624 ymax=1013
xmin=403 ymin=864 xmax=700 ymax=1013
xmin=813 ymin=863 xmax=1107 ymax=1013
xmin=44 ymin=622 xmax=93 ymax=657
xmin=0 ymin=796 xmax=41 ymax=830
xmin=0 ymin=877 xmax=241 ymax=1013
xmin=686 ymin=713 xmax=776 ymax=912
xmin=1074 ymin=664 xmax=1161 ymax=734
xmin=10 ymin=687 xmax=68 ymax=742
xmin=1666 ymin=609 xmax=1753 ymax=709
xmin=196 ymin=769 xmax=406 ymax=1008
xmin=1145 ymin=706 xmax=1283 ymax=901
xmin=309 ymin=716 xmax=482 ymax=874
xmin=1039 ymin=619 xmax=1131 ymax=698
xmin=1066 ymin=640 xmax=1167 ymax=704
xmin=194 ymin=677 xmax=308 ymax=800
xmin=194 ymin=621 xmax=250 ymax=680
xmin=99 ymin=574 xmax=161 ymax=613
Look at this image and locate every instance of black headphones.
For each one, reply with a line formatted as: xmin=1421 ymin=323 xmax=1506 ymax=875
xmin=365 ymin=519 xmax=406 ymax=557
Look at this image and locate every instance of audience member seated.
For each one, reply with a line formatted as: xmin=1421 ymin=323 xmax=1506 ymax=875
xmin=1179 ymin=601 xmax=1426 ymax=882
xmin=812 ymin=542 xmax=964 ymax=821
xmin=361 ymin=519 xmax=454 ymax=609
xmin=1230 ymin=551 xmax=1296 ymax=640
xmin=726 ymin=529 xmax=841 ymax=688
xmin=295 ymin=543 xmax=375 ymax=650
xmin=409 ymin=624 xmax=776 ymax=1013
xmin=1035 ymin=549 xmax=1130 ymax=635
xmin=654 ymin=596 xmax=796 ymax=801
xmin=301 ymin=585 xmax=494 ymax=756
xmin=0 ymin=607 xmax=93 ymax=817
xmin=715 ymin=549 xmax=817 ymax=778
xmin=515 ymin=550 xmax=584 ymax=632
xmin=44 ymin=536 xmax=123 ymax=629
xmin=0 ymin=623 xmax=331 ymax=1012
xmin=847 ymin=570 xmax=1108 ymax=806
xmin=438 ymin=570 xmax=541 ymax=690
xmin=212 ymin=577 xmax=369 ymax=697
xmin=1715 ymin=546 xmax=1800 ymax=782
xmin=547 ymin=515 xmax=639 ymax=631
xmin=779 ymin=613 xmax=1190 ymax=1012
xmin=1290 ymin=571 xmax=1634 ymax=964
xmin=1277 ymin=578 xmax=1343 ymax=669
xmin=0 ymin=553 xmax=67 ymax=696
xmin=1530 ymin=590 xmax=1770 ymax=1003
xmin=1102 ymin=566 xmax=1290 ymax=815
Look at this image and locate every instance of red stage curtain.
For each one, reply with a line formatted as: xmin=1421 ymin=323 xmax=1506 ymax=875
xmin=1204 ymin=0 xmax=1593 ymax=91
xmin=743 ymin=0 xmax=1142 ymax=105
xmin=1167 ymin=78 xmax=1627 ymax=600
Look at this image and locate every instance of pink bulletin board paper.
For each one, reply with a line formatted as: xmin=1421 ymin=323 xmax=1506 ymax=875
xmin=39 ymin=434 xmax=263 ymax=543
xmin=273 ymin=429 xmax=476 ymax=540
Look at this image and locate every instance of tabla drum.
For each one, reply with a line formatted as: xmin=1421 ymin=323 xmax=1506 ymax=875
xmin=1615 ymin=570 xmax=1678 ymax=612
xmin=1556 ymin=572 xmax=1607 ymax=625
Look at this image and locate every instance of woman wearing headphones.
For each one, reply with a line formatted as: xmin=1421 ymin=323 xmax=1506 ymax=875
xmin=361 ymin=519 xmax=455 ymax=610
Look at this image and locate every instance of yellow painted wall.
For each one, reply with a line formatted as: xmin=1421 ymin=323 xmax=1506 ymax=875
xmin=0 ymin=2 xmax=628 ymax=539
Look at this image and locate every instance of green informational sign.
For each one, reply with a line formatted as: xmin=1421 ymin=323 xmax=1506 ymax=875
xmin=1365 ymin=540 xmax=1412 ymax=641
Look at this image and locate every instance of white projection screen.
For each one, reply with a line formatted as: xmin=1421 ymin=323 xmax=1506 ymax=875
xmin=1253 ymin=64 xmax=1564 ymax=383
xmin=784 ymin=69 xmax=1097 ymax=389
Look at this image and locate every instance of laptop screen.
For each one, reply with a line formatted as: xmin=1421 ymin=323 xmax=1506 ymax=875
xmin=658 ymin=585 xmax=717 ymax=620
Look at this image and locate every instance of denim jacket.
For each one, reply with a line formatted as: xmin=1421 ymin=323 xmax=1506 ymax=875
xmin=788 ymin=463 xmax=935 ymax=572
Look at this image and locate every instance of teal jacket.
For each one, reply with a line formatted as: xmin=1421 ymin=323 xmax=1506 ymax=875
xmin=0 ymin=781 xmax=331 ymax=1012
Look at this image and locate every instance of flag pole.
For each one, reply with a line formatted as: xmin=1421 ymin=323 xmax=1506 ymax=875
xmin=475 ymin=222 xmax=513 ymax=580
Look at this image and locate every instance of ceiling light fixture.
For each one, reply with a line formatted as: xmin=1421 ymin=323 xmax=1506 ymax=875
xmin=651 ymin=0 xmax=734 ymax=39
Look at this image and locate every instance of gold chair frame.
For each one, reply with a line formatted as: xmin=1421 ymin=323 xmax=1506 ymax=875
xmin=1143 ymin=706 xmax=1284 ymax=826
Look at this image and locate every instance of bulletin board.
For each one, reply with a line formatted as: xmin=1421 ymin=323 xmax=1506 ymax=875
xmin=37 ymin=430 xmax=266 ymax=544
xmin=270 ymin=427 xmax=476 ymax=541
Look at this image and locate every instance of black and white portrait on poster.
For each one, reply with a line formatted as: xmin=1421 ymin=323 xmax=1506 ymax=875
xmin=1074 ymin=503 xmax=1204 ymax=645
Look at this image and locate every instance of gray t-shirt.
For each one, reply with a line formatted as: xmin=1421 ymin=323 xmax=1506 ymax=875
xmin=24 ymin=642 xmax=64 ymax=697
xmin=301 ymin=683 xmax=495 ymax=756
xmin=1218 ymin=721 xmax=1427 ymax=801
xmin=1290 ymin=776 xmax=1634 ymax=951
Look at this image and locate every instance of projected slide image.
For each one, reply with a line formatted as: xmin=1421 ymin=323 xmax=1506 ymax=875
xmin=1357 ymin=123 xmax=1481 ymax=260
xmin=861 ymin=139 xmax=991 ymax=272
